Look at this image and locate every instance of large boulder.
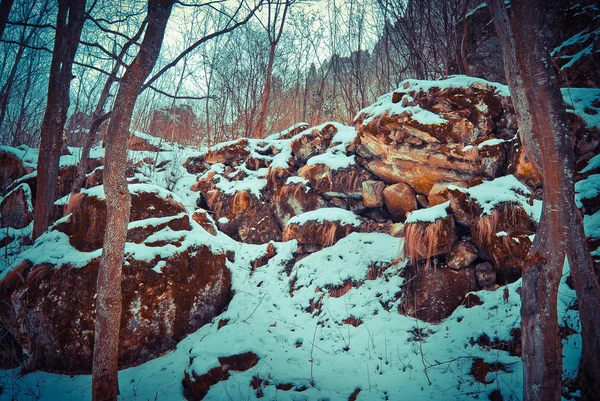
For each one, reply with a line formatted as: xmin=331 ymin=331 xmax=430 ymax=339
xmin=0 ymin=149 xmax=26 ymax=193
xmin=192 ymin=170 xmax=281 ymax=243
xmin=354 ymin=77 xmax=514 ymax=195
xmin=271 ymin=177 xmax=328 ymax=226
xmin=403 ymin=202 xmax=456 ymax=267
xmin=283 ymin=208 xmax=362 ymax=253
xmin=399 ymin=266 xmax=478 ymax=323
xmin=0 ymin=183 xmax=33 ymax=229
xmin=0 ymin=245 xmax=230 ymax=373
xmin=61 ymin=184 xmax=189 ymax=251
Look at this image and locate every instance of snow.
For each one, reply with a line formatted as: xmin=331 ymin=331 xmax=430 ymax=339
xmin=214 ymin=174 xmax=267 ymax=199
xmin=477 ymin=138 xmax=505 ymax=149
xmin=575 ymin=174 xmax=600 ymax=208
xmin=580 ymin=154 xmax=600 ymax=173
xmin=405 ymin=201 xmax=450 ymax=224
xmin=2 ymin=232 xmax=581 ymax=401
xmin=584 ymin=210 xmax=600 ymax=240
xmin=562 ymin=88 xmax=600 ymax=128
xmin=306 ymin=151 xmax=355 ymax=169
xmin=285 ymin=176 xmax=309 ymax=186
xmin=287 ymin=208 xmax=361 ymax=227
xmin=0 ymin=80 xmax=596 ymax=401
xmin=291 ymin=232 xmax=402 ymax=291
xmin=358 ymin=96 xmax=449 ymax=126
xmin=0 ymin=144 xmax=38 ymax=169
xmin=357 ymin=76 xmax=509 ymax=125
xmin=398 ymin=75 xmax=510 ymax=98
xmin=78 ymin=183 xmax=185 ymax=206
xmin=448 ymin=175 xmax=541 ymax=219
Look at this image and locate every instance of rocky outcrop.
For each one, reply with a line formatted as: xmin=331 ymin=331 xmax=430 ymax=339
xmin=399 ymin=265 xmax=478 ymax=323
xmin=0 ymin=185 xmax=232 ymax=373
xmin=354 ymin=78 xmax=514 ymax=199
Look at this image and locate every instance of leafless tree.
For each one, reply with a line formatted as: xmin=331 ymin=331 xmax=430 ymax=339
xmin=253 ymin=0 xmax=294 ymax=138
xmin=33 ymin=0 xmax=86 ymax=239
xmin=489 ymin=1 xmax=600 ymax=400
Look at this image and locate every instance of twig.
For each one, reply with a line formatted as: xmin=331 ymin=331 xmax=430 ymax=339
xmin=310 ymin=322 xmax=318 ymax=386
xmin=242 ymin=291 xmax=267 ymax=323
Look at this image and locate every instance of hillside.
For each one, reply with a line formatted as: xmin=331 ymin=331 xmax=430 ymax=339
xmin=0 ymin=75 xmax=598 ymax=400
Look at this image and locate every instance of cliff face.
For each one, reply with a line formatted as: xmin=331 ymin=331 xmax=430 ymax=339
xmin=0 ymin=76 xmax=598 ymax=400
xmin=454 ymin=1 xmax=600 ymax=88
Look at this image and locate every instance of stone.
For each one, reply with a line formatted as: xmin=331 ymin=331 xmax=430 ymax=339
xmin=383 ymin=182 xmax=417 ymax=222
xmin=62 ymin=185 xmax=188 ymax=251
xmin=298 ymin=163 xmax=371 ymax=197
xmin=362 ymin=180 xmax=385 ymax=208
xmin=291 ymin=124 xmax=335 ymax=164
xmin=271 ymin=181 xmax=328 ymax=226
xmin=0 ymin=149 xmax=25 ymax=193
xmin=192 ymin=209 xmax=217 ymax=235
xmin=399 ymin=266 xmax=477 ymax=323
xmin=283 ymin=215 xmax=361 ymax=252
xmin=447 ymin=240 xmax=478 ymax=270
xmin=0 ymin=183 xmax=33 ymax=229
xmin=428 ymin=181 xmax=467 ymax=206
xmin=475 ymin=262 xmax=496 ymax=288
xmin=404 ymin=214 xmax=456 ymax=266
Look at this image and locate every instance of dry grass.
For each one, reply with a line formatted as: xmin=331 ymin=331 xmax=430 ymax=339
xmin=472 ymin=203 xmax=526 ymax=246
xmin=403 ymin=219 xmax=445 ymax=269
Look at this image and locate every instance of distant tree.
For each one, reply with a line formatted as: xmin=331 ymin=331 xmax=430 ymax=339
xmin=253 ymin=0 xmax=294 ymax=138
xmin=33 ymin=0 xmax=86 ymax=239
xmin=489 ymin=1 xmax=600 ymax=400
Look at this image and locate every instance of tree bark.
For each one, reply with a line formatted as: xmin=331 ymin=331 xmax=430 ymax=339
xmin=489 ymin=1 xmax=600 ymax=400
xmin=33 ymin=0 xmax=86 ymax=239
xmin=91 ymin=1 xmax=175 ymax=400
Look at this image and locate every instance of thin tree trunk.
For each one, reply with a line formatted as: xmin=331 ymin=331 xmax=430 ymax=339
xmin=490 ymin=1 xmax=600 ymax=400
xmin=70 ymin=19 xmax=148 ymax=195
xmin=91 ymin=2 xmax=175 ymax=400
xmin=33 ymin=0 xmax=86 ymax=239
xmin=254 ymin=43 xmax=275 ymax=138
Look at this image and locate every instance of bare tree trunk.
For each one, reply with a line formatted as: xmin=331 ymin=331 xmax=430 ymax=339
xmin=91 ymin=1 xmax=175 ymax=400
xmin=488 ymin=0 xmax=541 ymax=171
xmin=489 ymin=1 xmax=600 ymax=400
xmin=33 ymin=0 xmax=86 ymax=239
xmin=0 ymin=0 xmax=14 ymax=40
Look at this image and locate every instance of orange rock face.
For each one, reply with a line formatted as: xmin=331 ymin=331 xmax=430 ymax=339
xmin=283 ymin=218 xmax=360 ymax=253
xmin=354 ymin=80 xmax=514 ymax=195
